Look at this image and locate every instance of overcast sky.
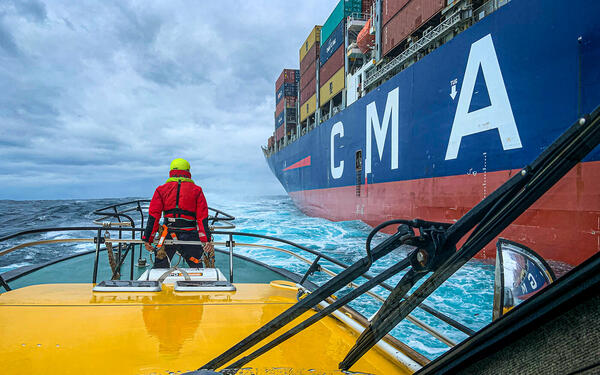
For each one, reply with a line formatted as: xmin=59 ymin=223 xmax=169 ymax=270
xmin=0 ymin=0 xmax=338 ymax=200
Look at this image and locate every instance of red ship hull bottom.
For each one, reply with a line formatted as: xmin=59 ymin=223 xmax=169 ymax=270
xmin=289 ymin=161 xmax=600 ymax=267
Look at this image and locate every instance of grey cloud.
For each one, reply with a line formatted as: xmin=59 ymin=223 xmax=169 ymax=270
xmin=5 ymin=0 xmax=47 ymax=23
xmin=0 ymin=0 xmax=339 ymax=199
xmin=0 ymin=19 xmax=19 ymax=55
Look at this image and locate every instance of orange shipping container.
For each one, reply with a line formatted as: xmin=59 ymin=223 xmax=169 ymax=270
xmin=382 ymin=0 xmax=445 ymax=57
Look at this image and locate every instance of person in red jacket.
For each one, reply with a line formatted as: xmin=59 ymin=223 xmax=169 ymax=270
xmin=142 ymin=158 xmax=214 ymax=268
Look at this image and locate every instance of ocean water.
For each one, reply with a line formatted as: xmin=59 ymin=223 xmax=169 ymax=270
xmin=0 ymin=195 xmax=495 ymax=360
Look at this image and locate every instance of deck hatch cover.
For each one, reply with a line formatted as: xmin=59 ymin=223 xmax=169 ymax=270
xmin=174 ymin=280 xmax=236 ymax=292
xmin=93 ymin=280 xmax=162 ymax=292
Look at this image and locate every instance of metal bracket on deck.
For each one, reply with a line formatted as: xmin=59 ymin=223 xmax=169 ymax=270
xmin=299 ymin=255 xmax=322 ymax=285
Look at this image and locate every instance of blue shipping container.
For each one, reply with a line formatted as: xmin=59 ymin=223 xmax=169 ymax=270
xmin=321 ymin=0 xmax=361 ymax=45
xmin=320 ymin=20 xmax=345 ymax=66
xmin=275 ymin=111 xmax=284 ymax=128
xmin=276 ymin=83 xmax=298 ymax=104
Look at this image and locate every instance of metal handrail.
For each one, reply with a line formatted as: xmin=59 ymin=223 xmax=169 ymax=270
xmin=0 ymin=225 xmax=472 ymax=347
xmin=92 ymin=199 xmax=236 ymax=229
xmin=221 ymin=241 xmax=456 ymax=347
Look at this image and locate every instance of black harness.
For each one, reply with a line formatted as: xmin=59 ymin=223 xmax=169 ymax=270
xmin=163 ymin=181 xmax=196 ymax=230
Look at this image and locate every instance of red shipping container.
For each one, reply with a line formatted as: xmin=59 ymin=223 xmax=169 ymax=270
xmin=284 ymin=96 xmax=297 ymax=108
xmin=382 ymin=0 xmax=411 ymax=25
xmin=300 ymin=77 xmax=316 ymax=104
xmin=319 ymin=44 xmax=344 ymax=84
xmin=268 ymin=136 xmax=274 ymax=148
xmin=276 ymin=96 xmax=297 ymax=115
xmin=276 ymin=69 xmax=298 ymax=89
xmin=362 ymin=0 xmax=376 ymax=15
xmin=300 ymin=60 xmax=316 ymax=89
xmin=382 ymin=0 xmax=445 ymax=56
xmin=276 ymin=124 xmax=284 ymax=140
xmin=300 ymin=44 xmax=319 ymax=74
xmin=276 ymin=97 xmax=284 ymax=115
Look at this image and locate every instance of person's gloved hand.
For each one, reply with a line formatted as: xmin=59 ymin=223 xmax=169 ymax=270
xmin=144 ymin=242 xmax=154 ymax=252
xmin=203 ymin=242 xmax=214 ymax=255
xmin=203 ymin=242 xmax=215 ymax=268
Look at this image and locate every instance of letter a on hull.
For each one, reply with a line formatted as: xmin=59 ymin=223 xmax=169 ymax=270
xmin=446 ymin=34 xmax=522 ymax=160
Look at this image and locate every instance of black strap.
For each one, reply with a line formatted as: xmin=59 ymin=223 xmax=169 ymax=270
xmin=165 ymin=181 xmax=197 ymax=218
xmin=175 ymin=181 xmax=181 ymax=216
xmin=165 ymin=216 xmax=196 ymax=229
xmin=164 ymin=208 xmax=196 ymax=218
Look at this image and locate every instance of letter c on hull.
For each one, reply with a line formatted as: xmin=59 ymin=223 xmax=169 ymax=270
xmin=331 ymin=121 xmax=344 ymax=179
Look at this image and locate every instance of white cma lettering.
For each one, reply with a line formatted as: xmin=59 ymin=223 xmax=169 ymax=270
xmin=330 ymin=121 xmax=344 ymax=179
xmin=365 ymin=87 xmax=399 ymax=174
xmin=445 ymin=34 xmax=522 ymax=160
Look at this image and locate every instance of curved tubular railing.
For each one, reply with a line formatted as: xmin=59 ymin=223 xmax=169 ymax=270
xmin=212 ymin=231 xmax=475 ymax=337
xmin=91 ymin=199 xmax=236 ymax=265
xmin=216 ymin=241 xmax=456 ymax=347
xmin=0 ymin=226 xmax=144 ymax=282
xmin=0 ymin=227 xmax=473 ymax=347
xmin=92 ymin=199 xmax=236 ymax=229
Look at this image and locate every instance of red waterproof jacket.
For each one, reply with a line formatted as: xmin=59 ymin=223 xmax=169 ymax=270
xmin=142 ymin=170 xmax=211 ymax=243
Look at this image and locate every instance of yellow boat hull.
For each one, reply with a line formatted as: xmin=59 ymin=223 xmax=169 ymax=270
xmin=0 ymin=283 xmax=413 ymax=374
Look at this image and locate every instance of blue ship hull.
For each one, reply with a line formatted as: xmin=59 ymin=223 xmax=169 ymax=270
xmin=266 ymin=0 xmax=600 ymax=265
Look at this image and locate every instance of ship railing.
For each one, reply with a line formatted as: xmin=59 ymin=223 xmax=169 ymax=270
xmin=364 ymin=10 xmax=464 ymax=89
xmin=347 ymin=12 xmax=370 ymax=22
xmin=474 ymin=0 xmax=511 ymax=22
xmin=0 ymin=224 xmax=477 ymax=361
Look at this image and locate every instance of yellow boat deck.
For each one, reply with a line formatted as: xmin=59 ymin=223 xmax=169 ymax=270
xmin=0 ymin=283 xmax=412 ymax=374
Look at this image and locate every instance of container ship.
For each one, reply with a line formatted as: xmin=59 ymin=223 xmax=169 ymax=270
xmin=264 ymin=0 xmax=600 ymax=266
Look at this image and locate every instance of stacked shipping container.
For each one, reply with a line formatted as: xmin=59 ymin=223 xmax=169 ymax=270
xmin=268 ymin=135 xmax=275 ymax=149
xmin=299 ymin=26 xmax=321 ymax=123
xmin=321 ymin=0 xmax=361 ymax=45
xmin=275 ymin=69 xmax=299 ymax=141
xmin=382 ymin=0 xmax=446 ymax=57
xmin=318 ymin=2 xmax=350 ymax=108
xmin=361 ymin=0 xmax=375 ymax=14
xmin=268 ymin=0 xmax=447 ymax=147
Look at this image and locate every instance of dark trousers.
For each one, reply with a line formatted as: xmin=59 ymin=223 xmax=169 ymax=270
xmin=153 ymin=230 xmax=204 ymax=268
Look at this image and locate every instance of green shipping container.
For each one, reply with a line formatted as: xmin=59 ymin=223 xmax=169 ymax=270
xmin=320 ymin=0 xmax=361 ymax=45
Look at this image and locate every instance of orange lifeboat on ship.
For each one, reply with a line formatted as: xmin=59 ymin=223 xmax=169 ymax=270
xmin=357 ymin=18 xmax=375 ymax=54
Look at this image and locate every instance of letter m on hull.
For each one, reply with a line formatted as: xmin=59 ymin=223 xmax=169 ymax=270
xmin=366 ymin=88 xmax=399 ymax=174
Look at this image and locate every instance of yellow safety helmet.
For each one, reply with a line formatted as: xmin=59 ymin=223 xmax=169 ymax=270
xmin=170 ymin=158 xmax=190 ymax=171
